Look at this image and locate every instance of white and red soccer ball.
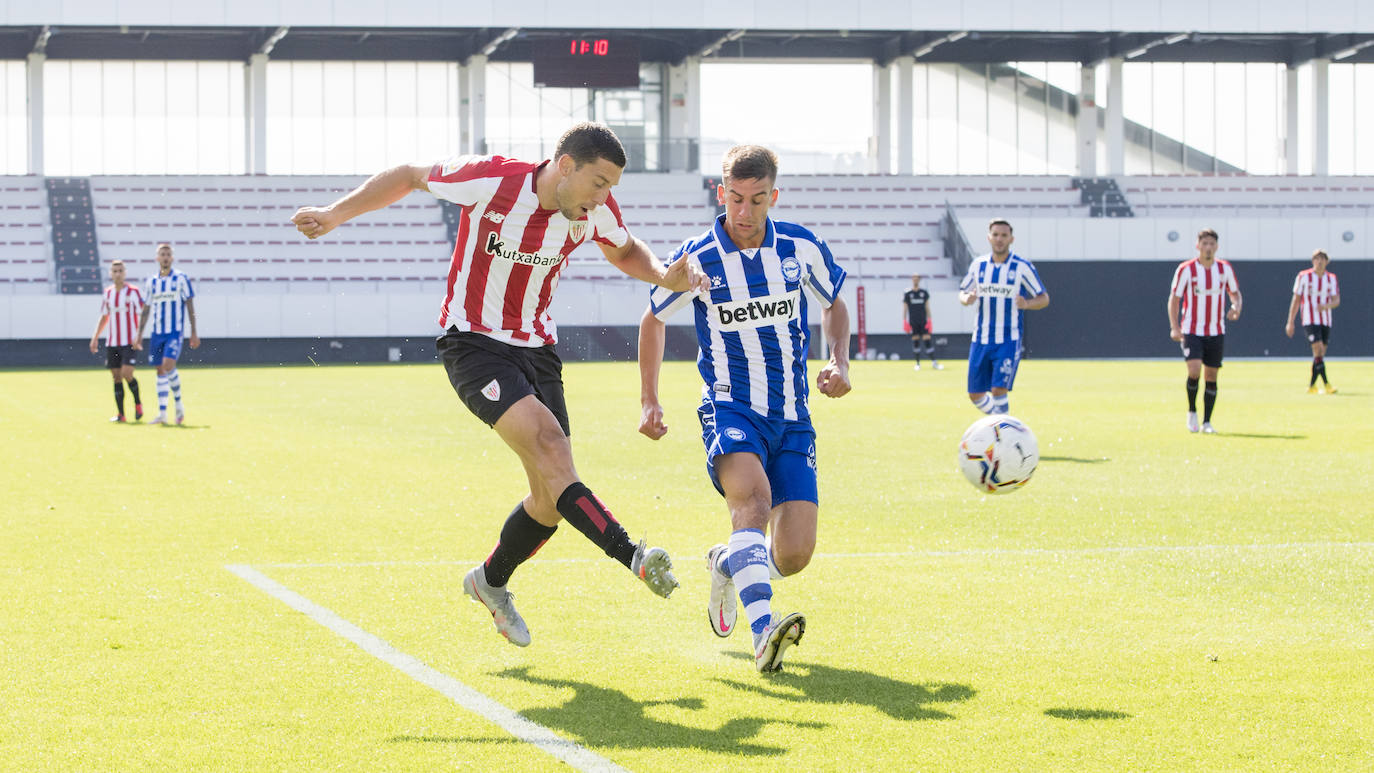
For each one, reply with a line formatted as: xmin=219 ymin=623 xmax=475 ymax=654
xmin=957 ymin=415 xmax=1039 ymax=494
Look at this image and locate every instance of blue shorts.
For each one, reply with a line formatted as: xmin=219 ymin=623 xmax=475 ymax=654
xmin=148 ymin=333 xmax=183 ymax=365
xmin=967 ymin=340 xmax=1022 ymax=393
xmin=697 ymin=399 xmax=818 ymax=507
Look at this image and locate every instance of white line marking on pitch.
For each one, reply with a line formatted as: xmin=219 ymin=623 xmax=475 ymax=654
xmin=256 ymin=541 xmax=1374 ymax=569
xmin=225 ymin=564 xmax=628 ymax=773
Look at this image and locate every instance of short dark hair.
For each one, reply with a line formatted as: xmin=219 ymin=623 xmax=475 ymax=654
xmin=722 ymin=145 xmax=779 ymax=184
xmin=1312 ymin=249 xmax=1329 ymax=260
xmin=1198 ymin=228 xmax=1219 ymax=242
xmin=988 ymin=218 xmax=1013 ymax=233
xmin=554 ymin=122 xmax=627 ymax=169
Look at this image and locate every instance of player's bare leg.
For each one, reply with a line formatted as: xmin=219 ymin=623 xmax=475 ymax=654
xmin=1308 ymin=340 xmax=1333 ymax=393
xmin=767 ymin=500 xmax=817 ymax=578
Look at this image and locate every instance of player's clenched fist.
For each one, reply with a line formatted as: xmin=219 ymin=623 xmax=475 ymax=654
xmin=291 ymin=207 xmax=340 ymax=240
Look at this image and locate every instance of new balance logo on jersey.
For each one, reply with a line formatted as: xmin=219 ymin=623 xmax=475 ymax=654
xmin=484 ymin=232 xmax=562 ymax=266
xmin=712 ymin=290 xmax=799 ymax=332
xmin=483 ymin=210 xmax=506 ymax=224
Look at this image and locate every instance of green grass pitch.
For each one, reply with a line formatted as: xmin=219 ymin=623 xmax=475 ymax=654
xmin=3 ymin=358 xmax=1371 ymax=771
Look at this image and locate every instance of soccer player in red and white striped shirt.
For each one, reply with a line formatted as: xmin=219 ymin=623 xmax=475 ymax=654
xmin=88 ymin=260 xmax=146 ymax=422
xmin=292 ymin=123 xmax=706 ymax=648
xmin=1285 ymin=249 xmax=1341 ymax=394
xmin=1168 ymin=228 xmax=1242 ymax=434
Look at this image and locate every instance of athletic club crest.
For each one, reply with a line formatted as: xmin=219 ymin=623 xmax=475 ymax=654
xmin=481 ymin=379 xmax=501 ymax=402
xmin=569 ymin=221 xmax=587 ymax=242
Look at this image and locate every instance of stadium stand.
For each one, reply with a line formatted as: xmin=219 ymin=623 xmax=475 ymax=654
xmin=88 ymin=175 xmax=452 ymax=295
xmin=0 ymin=178 xmax=51 ymax=296
xmin=1121 ymin=176 xmax=1374 ymax=217
xmin=48 ymin=178 xmax=103 ymax=294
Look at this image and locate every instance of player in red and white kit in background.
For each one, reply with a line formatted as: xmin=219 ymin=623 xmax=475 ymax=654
xmin=1167 ymin=228 xmax=1242 ymax=435
xmin=292 ymin=123 xmax=707 ymax=648
xmin=1285 ymin=249 xmax=1341 ymax=394
xmin=88 ymin=259 xmax=146 ymax=423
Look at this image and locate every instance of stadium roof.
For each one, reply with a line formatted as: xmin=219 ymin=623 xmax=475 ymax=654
xmin=2 ymin=26 xmax=1373 ymax=66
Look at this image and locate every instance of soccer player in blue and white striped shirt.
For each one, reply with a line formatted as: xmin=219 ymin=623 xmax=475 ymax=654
xmin=639 ymin=145 xmax=851 ymax=673
xmin=958 ymin=219 xmax=1049 ymax=416
xmin=136 ymin=243 xmax=199 ymax=425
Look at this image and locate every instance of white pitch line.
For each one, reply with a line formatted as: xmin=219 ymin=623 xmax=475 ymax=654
xmin=255 ymin=541 xmax=1374 ymax=569
xmin=225 ymin=564 xmax=627 ymax=773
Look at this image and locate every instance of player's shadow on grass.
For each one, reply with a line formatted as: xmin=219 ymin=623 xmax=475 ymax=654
xmin=1039 ymin=455 xmax=1110 ymax=463
xmin=1044 ymin=707 xmax=1131 ymax=720
xmin=1212 ymin=432 xmax=1306 ymax=440
xmin=490 ymin=665 xmax=826 ymax=755
xmin=718 ymin=653 xmax=975 ymax=720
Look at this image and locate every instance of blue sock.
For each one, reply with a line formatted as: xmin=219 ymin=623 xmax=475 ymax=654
xmin=726 ymin=528 xmax=772 ymax=638
xmin=992 ymin=394 xmax=1009 ymax=414
xmin=973 ymin=394 xmax=994 ymax=414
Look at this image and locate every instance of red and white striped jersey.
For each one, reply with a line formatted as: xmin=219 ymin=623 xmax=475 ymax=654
xmin=100 ymin=283 xmax=145 ymax=347
xmin=1170 ymin=258 xmax=1239 ymax=337
xmin=1292 ymin=268 xmax=1339 ymax=327
xmin=427 ymin=154 xmax=631 ymax=347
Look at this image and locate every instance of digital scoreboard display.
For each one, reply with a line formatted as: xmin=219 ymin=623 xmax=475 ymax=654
xmin=533 ymin=39 xmax=640 ymax=88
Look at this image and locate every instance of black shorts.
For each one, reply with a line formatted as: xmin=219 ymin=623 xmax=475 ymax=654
xmin=1304 ymin=325 xmax=1330 ymax=345
xmin=436 ymin=329 xmax=571 ymax=436
xmin=1180 ymin=334 xmax=1224 ymax=368
xmin=104 ymin=345 xmax=136 ymax=369
xmin=908 ymin=315 xmax=929 ymax=336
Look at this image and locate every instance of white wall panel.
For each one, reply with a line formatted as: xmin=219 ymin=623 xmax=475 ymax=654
xmin=383 ymin=0 xmax=440 ymax=27
xmin=1157 ymin=0 xmax=1201 ymax=32
xmin=1081 ymin=219 xmax=1121 ymax=260
xmin=222 ymin=0 xmax=281 ymax=26
xmin=1288 ymin=219 xmax=1328 ymax=259
xmin=1257 ymin=0 xmax=1307 ymax=31
xmin=960 ymin=0 xmax=1016 ymax=29
xmin=804 ymin=0 xmax=861 ymax=30
xmin=333 ymin=0 xmax=381 ymax=27
xmin=437 ymin=2 xmax=493 ymax=27
xmin=333 ymin=293 xmax=386 ymax=336
xmin=1256 ymin=217 xmax=1294 ymax=258
xmin=702 ymin=0 xmax=756 ymax=28
xmin=1324 ymin=220 xmax=1364 ymax=260
xmin=1118 ymin=217 xmax=1158 ymax=260
xmin=1053 ymin=217 xmax=1086 ymax=259
xmin=9 ymin=296 xmax=67 ymax=338
xmin=277 ymin=0 xmax=334 ymax=26
xmin=226 ymin=296 xmax=283 ymax=336
xmin=857 ymin=0 xmax=912 ymax=29
xmin=1012 ymin=0 xmax=1064 ymax=33
xmin=279 ymin=295 xmax=334 ymax=337
xmin=385 ymin=293 xmax=440 ymax=336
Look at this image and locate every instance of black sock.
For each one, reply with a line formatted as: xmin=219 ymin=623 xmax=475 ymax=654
xmin=1186 ymin=378 xmax=1199 ymax=412
xmin=1317 ymin=357 xmax=1329 ymax=385
xmin=556 ymin=482 xmax=636 ymax=569
xmin=126 ymin=377 xmax=141 ymax=406
xmin=482 ymin=503 xmax=557 ymax=588
xmin=925 ymin=340 xmax=937 ymax=359
xmin=1203 ymin=381 xmax=1217 ymax=423
xmin=113 ymin=382 xmax=125 ymax=415
xmin=1310 ymin=359 xmax=1319 ymax=387
xmin=911 ymin=338 xmax=921 ymax=362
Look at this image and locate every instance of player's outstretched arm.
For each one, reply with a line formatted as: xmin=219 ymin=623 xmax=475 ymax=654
xmin=637 ymin=308 xmax=670 ymax=440
xmin=601 ymin=239 xmax=707 ymax=293
xmin=292 ymin=163 xmax=431 ymax=240
xmin=816 ymin=296 xmax=852 ymax=398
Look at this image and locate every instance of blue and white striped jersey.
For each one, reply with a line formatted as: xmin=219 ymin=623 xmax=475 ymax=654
xmin=959 ymin=253 xmax=1045 ymax=345
xmin=143 ymin=270 xmax=195 ymax=336
xmin=649 ymin=215 xmax=846 ymax=422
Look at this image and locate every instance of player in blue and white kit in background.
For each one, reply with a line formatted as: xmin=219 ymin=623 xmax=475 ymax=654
xmin=638 ymin=145 xmax=852 ymax=673
xmin=136 ymin=243 xmax=199 ymax=425
xmin=958 ymin=219 xmax=1049 ymax=415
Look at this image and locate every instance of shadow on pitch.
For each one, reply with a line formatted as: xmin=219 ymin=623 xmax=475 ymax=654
xmin=1044 ymin=707 xmax=1132 ymax=720
xmin=718 ymin=653 xmax=975 ymax=721
xmin=1039 ymin=455 xmax=1110 ymax=464
xmin=484 ymin=665 xmax=825 ymax=755
xmin=1211 ymin=432 xmax=1306 ymax=440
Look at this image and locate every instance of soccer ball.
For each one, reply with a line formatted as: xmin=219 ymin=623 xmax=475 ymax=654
xmin=957 ymin=415 xmax=1039 ymax=494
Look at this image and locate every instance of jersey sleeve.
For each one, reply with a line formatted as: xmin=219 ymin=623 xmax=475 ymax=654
xmin=1018 ymin=260 xmax=1046 ymax=298
xmin=590 ymin=193 xmax=631 ymax=249
xmin=1170 ymin=262 xmax=1189 ymax=297
xmin=959 ymin=260 xmax=978 ymax=292
xmin=426 ymin=154 xmax=496 ymax=207
xmin=1330 ymin=272 xmax=1339 ymax=296
xmin=100 ymin=290 xmax=110 ymax=315
xmin=181 ymin=273 xmax=195 ymax=301
xmin=802 ymin=236 xmax=846 ymax=307
xmin=1224 ymin=261 xmax=1239 ymax=292
xmin=1292 ymin=271 xmax=1305 ymax=295
xmin=132 ymin=286 xmax=146 ymax=308
xmin=648 ymin=240 xmax=695 ymax=320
